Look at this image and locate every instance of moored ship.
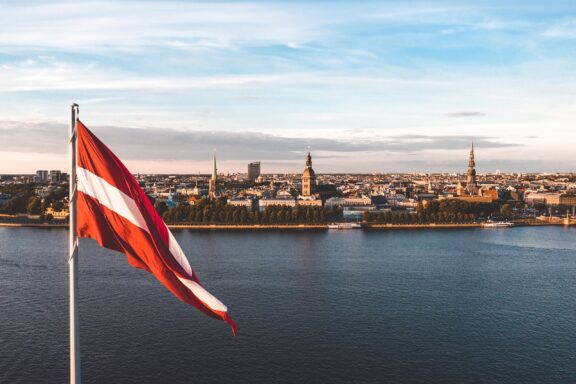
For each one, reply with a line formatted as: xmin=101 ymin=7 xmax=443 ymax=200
xmin=481 ymin=221 xmax=515 ymax=228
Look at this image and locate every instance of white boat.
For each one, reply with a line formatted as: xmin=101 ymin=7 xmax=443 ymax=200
xmin=481 ymin=221 xmax=514 ymax=228
xmin=328 ymin=223 xmax=362 ymax=229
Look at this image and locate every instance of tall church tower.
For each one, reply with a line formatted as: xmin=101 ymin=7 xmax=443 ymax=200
xmin=301 ymin=152 xmax=316 ymax=197
xmin=466 ymin=141 xmax=477 ymax=187
xmin=462 ymin=141 xmax=481 ymax=196
xmin=209 ymin=154 xmax=218 ymax=200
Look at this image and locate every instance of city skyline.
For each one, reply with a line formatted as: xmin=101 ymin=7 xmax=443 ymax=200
xmin=1 ymin=1 xmax=575 ymax=173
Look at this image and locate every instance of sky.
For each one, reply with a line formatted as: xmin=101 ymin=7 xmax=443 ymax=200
xmin=0 ymin=0 xmax=575 ymax=174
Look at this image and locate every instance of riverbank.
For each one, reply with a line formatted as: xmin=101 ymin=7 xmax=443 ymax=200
xmin=169 ymin=224 xmax=328 ymax=231
xmin=1 ymin=221 xmax=573 ymax=230
xmin=0 ymin=221 xmax=329 ymax=230
xmin=364 ymin=223 xmax=481 ymax=229
xmin=0 ymin=222 xmax=69 ymax=228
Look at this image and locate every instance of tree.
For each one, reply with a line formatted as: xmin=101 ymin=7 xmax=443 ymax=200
xmin=416 ymin=201 xmax=425 ymax=214
xmin=4 ymin=196 xmax=28 ymax=214
xmin=52 ymin=201 xmax=64 ymax=211
xmin=240 ymin=208 xmax=248 ymax=224
xmin=27 ymin=197 xmax=42 ymax=214
xmin=500 ymin=204 xmax=513 ymax=218
xmin=362 ymin=211 xmax=371 ymax=222
xmin=277 ymin=209 xmax=285 ymax=224
xmin=269 ymin=211 xmax=277 ymax=225
xmin=154 ymin=201 xmax=168 ymax=217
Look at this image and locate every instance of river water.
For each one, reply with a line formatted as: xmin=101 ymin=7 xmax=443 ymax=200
xmin=1 ymin=226 xmax=576 ymax=383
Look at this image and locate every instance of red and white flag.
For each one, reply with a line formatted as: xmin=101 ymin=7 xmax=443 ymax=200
xmin=75 ymin=120 xmax=237 ymax=334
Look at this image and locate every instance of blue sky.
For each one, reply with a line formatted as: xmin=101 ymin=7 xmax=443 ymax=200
xmin=0 ymin=1 xmax=575 ymax=173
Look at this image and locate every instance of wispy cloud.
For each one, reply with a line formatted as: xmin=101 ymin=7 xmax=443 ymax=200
xmin=0 ymin=120 xmax=518 ymax=161
xmin=445 ymin=111 xmax=486 ymax=118
xmin=542 ymin=18 xmax=576 ymax=39
xmin=0 ymin=2 xmax=327 ymax=53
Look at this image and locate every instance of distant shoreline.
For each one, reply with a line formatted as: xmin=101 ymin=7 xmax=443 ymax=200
xmin=0 ymin=221 xmax=570 ymax=230
xmin=0 ymin=222 xmax=69 ymax=228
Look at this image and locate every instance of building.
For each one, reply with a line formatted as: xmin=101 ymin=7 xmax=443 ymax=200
xmin=297 ymin=199 xmax=323 ymax=207
xmin=525 ymin=192 xmax=576 ymax=207
xmin=208 ymin=155 xmax=218 ymax=200
xmin=457 ymin=142 xmax=481 ymax=196
xmin=227 ymin=198 xmax=255 ymax=212
xmin=560 ymin=194 xmax=576 ymax=207
xmin=248 ymin=161 xmax=261 ymax=182
xmin=258 ymin=197 xmax=296 ymax=211
xmin=45 ymin=207 xmax=70 ymax=220
xmin=443 ymin=195 xmax=495 ymax=203
xmin=315 ymin=184 xmax=338 ymax=201
xmin=466 ymin=142 xmax=478 ymax=188
xmin=301 ymin=152 xmax=316 ymax=197
xmin=49 ymin=170 xmax=61 ymax=183
xmin=35 ymin=170 xmax=48 ymax=182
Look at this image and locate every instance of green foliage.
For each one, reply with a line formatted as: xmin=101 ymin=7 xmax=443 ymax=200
xmin=0 ymin=183 xmax=68 ymax=215
xmin=1 ymin=196 xmax=28 ymax=214
xmin=162 ymin=198 xmax=342 ymax=225
xmin=154 ymin=201 xmax=168 ymax=217
xmin=500 ymin=203 xmax=513 ymax=218
xmin=363 ymin=199 xmax=499 ymax=224
xmin=27 ymin=197 xmax=42 ymax=214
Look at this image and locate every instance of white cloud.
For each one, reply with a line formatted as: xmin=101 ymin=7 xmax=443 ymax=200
xmin=0 ymin=2 xmax=328 ymax=52
xmin=542 ymin=19 xmax=576 ymax=39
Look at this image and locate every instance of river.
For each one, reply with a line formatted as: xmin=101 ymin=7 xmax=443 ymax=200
xmin=1 ymin=226 xmax=576 ymax=383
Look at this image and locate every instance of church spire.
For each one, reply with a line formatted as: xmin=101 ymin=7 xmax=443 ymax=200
xmin=468 ymin=141 xmax=475 ymax=168
xmin=209 ymin=152 xmax=218 ymax=199
xmin=466 ymin=140 xmax=477 ymax=187
xmin=212 ymin=153 xmax=217 ymax=181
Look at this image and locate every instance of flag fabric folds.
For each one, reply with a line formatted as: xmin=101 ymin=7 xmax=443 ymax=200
xmin=76 ymin=120 xmax=237 ymax=335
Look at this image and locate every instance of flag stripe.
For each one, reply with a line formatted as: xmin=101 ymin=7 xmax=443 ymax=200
xmin=177 ymin=277 xmax=228 ymax=312
xmin=166 ymin=227 xmax=193 ymax=276
xmin=77 ymin=167 xmax=149 ymax=233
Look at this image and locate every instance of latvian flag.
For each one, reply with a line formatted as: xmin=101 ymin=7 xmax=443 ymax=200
xmin=76 ymin=120 xmax=237 ymax=335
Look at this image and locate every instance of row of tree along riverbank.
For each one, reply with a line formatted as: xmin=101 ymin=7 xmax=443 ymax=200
xmin=0 ymin=196 xmax=530 ymax=229
xmin=159 ymin=199 xmax=342 ymax=225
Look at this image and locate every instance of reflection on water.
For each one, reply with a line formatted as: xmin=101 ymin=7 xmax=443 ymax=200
xmin=480 ymin=226 xmax=576 ymax=250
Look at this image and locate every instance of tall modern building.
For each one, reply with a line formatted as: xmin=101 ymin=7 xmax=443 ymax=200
xmin=35 ymin=170 xmax=48 ymax=182
xmin=208 ymin=154 xmax=218 ymax=199
xmin=301 ymin=152 xmax=317 ymax=197
xmin=248 ymin=161 xmax=261 ymax=182
xmin=49 ymin=170 xmax=61 ymax=183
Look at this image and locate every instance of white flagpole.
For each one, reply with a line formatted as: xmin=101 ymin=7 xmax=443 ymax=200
xmin=69 ymin=103 xmax=81 ymax=384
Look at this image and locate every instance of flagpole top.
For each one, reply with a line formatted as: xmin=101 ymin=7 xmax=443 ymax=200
xmin=71 ymin=104 xmax=79 ymax=119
